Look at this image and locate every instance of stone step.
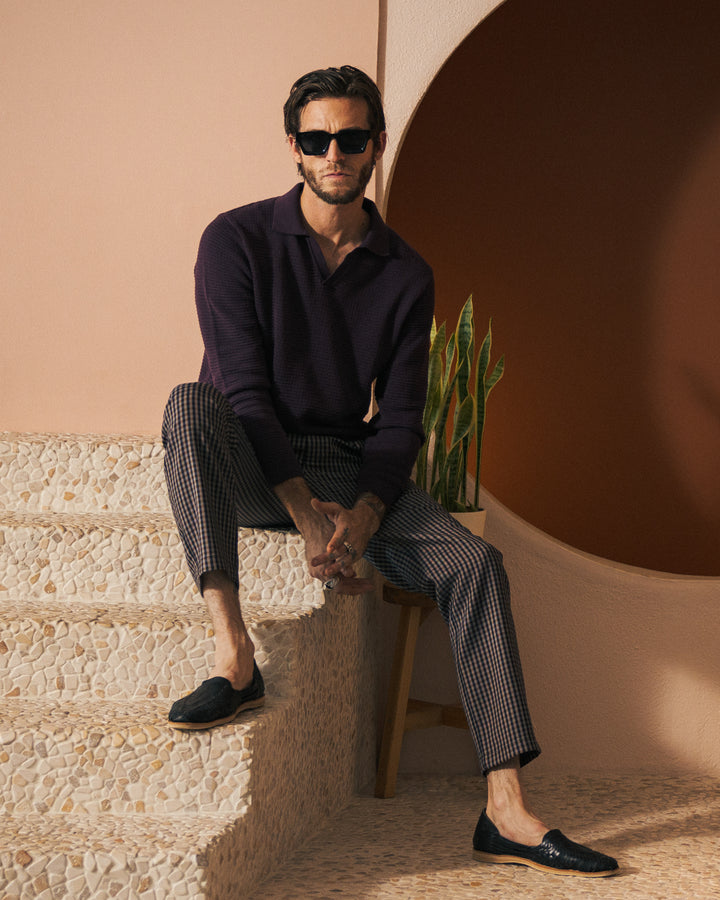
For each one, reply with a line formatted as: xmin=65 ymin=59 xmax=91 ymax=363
xmin=0 ymin=511 xmax=316 ymax=608
xmin=1 ymin=810 xmax=237 ymax=899
xmin=0 ymin=432 xmax=168 ymax=515
xmin=0 ymin=595 xmax=307 ymax=702
xmin=4 ymin=793 xmax=332 ymax=900
xmin=1 ymin=693 xmax=285 ymax=818
xmin=0 ymin=433 xmax=379 ymax=895
xmin=0 ymin=585 xmax=377 ymax=895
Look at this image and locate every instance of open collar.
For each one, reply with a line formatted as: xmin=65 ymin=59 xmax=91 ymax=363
xmin=272 ymin=183 xmax=391 ymax=256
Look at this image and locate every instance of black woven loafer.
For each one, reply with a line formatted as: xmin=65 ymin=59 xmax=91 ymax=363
xmin=473 ymin=809 xmax=618 ymax=877
xmin=168 ymin=661 xmax=265 ymax=730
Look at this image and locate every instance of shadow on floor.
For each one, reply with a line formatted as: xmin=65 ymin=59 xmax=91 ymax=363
xmin=249 ymin=773 xmax=720 ymax=900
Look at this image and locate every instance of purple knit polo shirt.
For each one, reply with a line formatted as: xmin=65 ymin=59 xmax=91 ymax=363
xmin=195 ymin=183 xmax=434 ymax=507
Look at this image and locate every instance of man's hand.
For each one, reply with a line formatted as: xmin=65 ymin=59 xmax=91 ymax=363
xmin=309 ymin=493 xmax=384 ymax=593
xmin=273 ymin=477 xmax=381 ymax=594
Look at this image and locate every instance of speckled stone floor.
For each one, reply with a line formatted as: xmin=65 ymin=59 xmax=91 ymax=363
xmin=250 ymin=772 xmax=720 ymax=899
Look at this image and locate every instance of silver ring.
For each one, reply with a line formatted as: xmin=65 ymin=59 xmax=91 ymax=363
xmin=323 ymin=577 xmax=339 ymax=590
xmin=343 ymin=541 xmax=355 ymax=558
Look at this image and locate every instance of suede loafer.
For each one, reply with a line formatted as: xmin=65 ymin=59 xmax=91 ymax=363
xmin=168 ymin=661 xmax=265 ymax=730
xmin=473 ymin=809 xmax=619 ymax=877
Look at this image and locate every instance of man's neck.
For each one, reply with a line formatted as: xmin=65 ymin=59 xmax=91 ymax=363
xmin=299 ymin=186 xmax=369 ymax=249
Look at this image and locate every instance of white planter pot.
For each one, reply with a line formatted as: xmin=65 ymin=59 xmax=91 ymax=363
xmin=451 ymin=509 xmax=487 ymax=538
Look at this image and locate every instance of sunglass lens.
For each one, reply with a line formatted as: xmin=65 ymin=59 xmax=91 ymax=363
xmin=298 ymin=132 xmax=330 ymax=155
xmin=336 ymin=130 xmax=370 ymax=153
xmin=296 ymin=130 xmax=370 ymax=155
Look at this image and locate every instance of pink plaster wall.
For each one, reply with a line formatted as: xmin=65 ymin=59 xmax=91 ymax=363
xmin=1 ymin=0 xmax=378 ymax=435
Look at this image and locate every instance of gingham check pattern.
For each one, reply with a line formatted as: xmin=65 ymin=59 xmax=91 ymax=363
xmin=162 ymin=381 xmax=541 ymax=772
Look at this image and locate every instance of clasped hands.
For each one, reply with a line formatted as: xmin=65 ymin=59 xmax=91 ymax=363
xmin=307 ymin=497 xmax=378 ymax=594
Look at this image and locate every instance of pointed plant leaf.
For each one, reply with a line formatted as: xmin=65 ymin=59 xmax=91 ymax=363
xmin=485 ymin=355 xmax=505 ymax=396
xmin=443 ymin=332 xmax=456 ymax=389
xmin=456 ymin=296 xmax=474 ymax=365
xmin=456 ymin=297 xmax=474 ymax=403
xmin=473 ymin=387 xmax=487 ymax=507
xmin=443 ymin=395 xmax=475 ymax=508
xmin=431 ymin=370 xmax=459 ymax=486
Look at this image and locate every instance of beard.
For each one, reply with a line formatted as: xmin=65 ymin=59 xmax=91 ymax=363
xmin=298 ymin=158 xmax=375 ymax=205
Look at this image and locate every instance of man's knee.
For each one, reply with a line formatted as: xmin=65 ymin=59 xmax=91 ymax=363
xmin=473 ymin=535 xmax=504 ymax=571
xmin=446 ymin=532 xmax=508 ymax=602
xmin=162 ymin=382 xmax=226 ymax=444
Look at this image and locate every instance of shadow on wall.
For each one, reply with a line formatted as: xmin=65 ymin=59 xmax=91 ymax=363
xmin=386 ymin=0 xmax=720 ymax=575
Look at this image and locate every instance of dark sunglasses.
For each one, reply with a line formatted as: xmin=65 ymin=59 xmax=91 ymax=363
xmin=295 ymin=129 xmax=371 ymax=156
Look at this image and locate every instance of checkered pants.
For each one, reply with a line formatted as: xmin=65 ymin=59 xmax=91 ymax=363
xmin=162 ymin=381 xmax=540 ymax=772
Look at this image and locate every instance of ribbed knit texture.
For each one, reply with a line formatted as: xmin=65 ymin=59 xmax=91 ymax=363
xmin=194 ymin=184 xmax=434 ymax=507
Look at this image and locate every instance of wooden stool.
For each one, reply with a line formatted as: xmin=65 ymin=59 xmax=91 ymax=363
xmin=374 ymin=582 xmax=468 ymax=798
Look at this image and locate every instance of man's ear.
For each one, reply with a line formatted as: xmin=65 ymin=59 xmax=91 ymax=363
xmin=374 ymin=131 xmax=388 ymax=162
xmin=288 ymin=134 xmax=302 ymax=166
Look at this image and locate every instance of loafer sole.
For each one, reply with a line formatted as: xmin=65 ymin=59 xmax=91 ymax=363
xmin=168 ymin=695 xmax=265 ymax=731
xmin=473 ymin=849 xmax=618 ymax=878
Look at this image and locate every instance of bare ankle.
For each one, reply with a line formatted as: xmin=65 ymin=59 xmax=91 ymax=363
xmin=486 ymin=760 xmax=546 ymax=845
xmin=201 ymin=570 xmax=256 ymax=689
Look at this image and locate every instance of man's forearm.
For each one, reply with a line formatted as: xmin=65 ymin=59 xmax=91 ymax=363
xmin=272 ymin=476 xmax=320 ymax=532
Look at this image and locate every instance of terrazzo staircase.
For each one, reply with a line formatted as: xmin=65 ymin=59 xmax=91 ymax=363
xmin=0 ymin=433 xmax=378 ymax=899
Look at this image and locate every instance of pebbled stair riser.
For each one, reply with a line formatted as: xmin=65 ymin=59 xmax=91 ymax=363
xmin=0 ymin=513 xmax=190 ymax=603
xmin=0 ymin=514 xmax=317 ymax=609
xmin=1 ymin=696 xmax=260 ymax=818
xmin=0 ymin=433 xmax=169 ymax=515
xmin=0 ymin=806 xmax=284 ymax=900
xmin=0 ymin=811 xmax=222 ymax=900
xmin=0 ymin=602 xmax=301 ymax=702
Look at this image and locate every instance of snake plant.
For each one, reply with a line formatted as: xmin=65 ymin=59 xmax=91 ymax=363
xmin=415 ymin=295 xmax=504 ymax=511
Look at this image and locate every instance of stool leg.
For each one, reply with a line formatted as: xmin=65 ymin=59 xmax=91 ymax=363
xmin=375 ymin=604 xmax=422 ymax=798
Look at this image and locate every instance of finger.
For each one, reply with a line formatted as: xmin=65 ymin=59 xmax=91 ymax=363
xmin=327 ymin=527 xmax=353 ymax=556
xmin=310 ymin=551 xmax=336 ymax=568
xmin=322 ymin=548 xmax=356 ymax=570
xmin=311 ymin=498 xmax=343 ymax=521
xmin=312 ymin=556 xmax=356 ymax=581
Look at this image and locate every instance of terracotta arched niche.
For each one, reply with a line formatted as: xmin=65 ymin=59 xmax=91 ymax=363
xmin=386 ymin=0 xmax=720 ymax=575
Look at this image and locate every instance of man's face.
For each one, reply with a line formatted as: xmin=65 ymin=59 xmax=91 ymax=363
xmin=289 ymin=97 xmax=386 ymax=206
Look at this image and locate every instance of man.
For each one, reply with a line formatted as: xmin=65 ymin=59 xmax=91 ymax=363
xmin=162 ymin=65 xmax=618 ymax=878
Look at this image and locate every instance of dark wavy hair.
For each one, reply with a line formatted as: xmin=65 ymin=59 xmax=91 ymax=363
xmin=283 ymin=65 xmax=386 ymax=139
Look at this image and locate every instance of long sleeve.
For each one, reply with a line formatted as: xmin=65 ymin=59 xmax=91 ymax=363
xmin=195 ymin=212 xmax=303 ymax=487
xmin=356 ymin=271 xmax=434 ymax=506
